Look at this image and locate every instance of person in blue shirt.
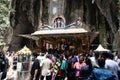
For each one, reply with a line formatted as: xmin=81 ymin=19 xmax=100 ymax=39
xmin=87 ymin=58 xmax=119 ymax=80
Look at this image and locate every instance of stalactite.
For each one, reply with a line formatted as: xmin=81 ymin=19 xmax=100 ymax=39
xmin=95 ymin=0 xmax=117 ymax=34
xmin=64 ymin=0 xmax=72 ymax=24
xmin=41 ymin=0 xmax=49 ymax=25
xmin=99 ymin=17 xmax=108 ymax=48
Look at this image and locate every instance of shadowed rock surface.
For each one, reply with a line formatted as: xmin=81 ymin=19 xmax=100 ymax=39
xmin=9 ymin=0 xmax=120 ymax=51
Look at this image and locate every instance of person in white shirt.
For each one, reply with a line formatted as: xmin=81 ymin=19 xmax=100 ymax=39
xmin=6 ymin=53 xmax=15 ymax=80
xmin=90 ymin=52 xmax=99 ymax=68
xmin=103 ymin=52 xmax=119 ymax=77
xmin=41 ymin=54 xmax=53 ymax=80
xmin=37 ymin=52 xmax=46 ymax=67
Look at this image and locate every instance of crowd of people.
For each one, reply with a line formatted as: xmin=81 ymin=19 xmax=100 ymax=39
xmin=0 ymin=51 xmax=17 ymax=80
xmin=30 ymin=49 xmax=120 ymax=80
xmin=0 ymin=49 xmax=120 ymax=80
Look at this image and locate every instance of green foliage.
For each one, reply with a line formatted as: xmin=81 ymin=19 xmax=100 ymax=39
xmin=0 ymin=41 xmax=6 ymax=46
xmin=0 ymin=0 xmax=14 ymax=46
xmin=0 ymin=0 xmax=14 ymax=29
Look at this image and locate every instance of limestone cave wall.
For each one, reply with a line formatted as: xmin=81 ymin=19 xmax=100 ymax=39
xmin=9 ymin=0 xmax=120 ymax=51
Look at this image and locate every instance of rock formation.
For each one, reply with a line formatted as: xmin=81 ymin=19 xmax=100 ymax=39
xmin=9 ymin=0 xmax=120 ymax=51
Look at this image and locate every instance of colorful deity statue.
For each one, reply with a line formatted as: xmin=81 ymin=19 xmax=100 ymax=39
xmin=53 ymin=17 xmax=65 ymax=28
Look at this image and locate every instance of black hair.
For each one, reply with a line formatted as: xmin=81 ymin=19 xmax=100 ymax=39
xmin=32 ymin=52 xmax=39 ymax=58
xmin=102 ymin=52 xmax=114 ymax=59
xmin=85 ymin=57 xmax=93 ymax=72
xmin=94 ymin=52 xmax=99 ymax=58
xmin=98 ymin=58 xmax=105 ymax=68
xmin=0 ymin=51 xmax=5 ymax=59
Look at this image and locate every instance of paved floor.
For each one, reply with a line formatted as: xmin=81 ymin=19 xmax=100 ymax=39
xmin=16 ymin=71 xmax=30 ymax=80
xmin=5 ymin=70 xmax=30 ymax=80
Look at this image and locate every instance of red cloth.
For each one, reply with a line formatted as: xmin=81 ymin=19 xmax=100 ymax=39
xmin=59 ymin=69 xmax=66 ymax=77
